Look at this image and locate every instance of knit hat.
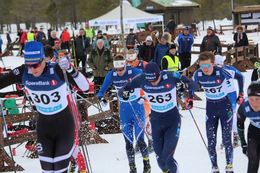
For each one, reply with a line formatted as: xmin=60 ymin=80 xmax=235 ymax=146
xmin=23 ymin=41 xmax=45 ymax=64
xmin=145 ymin=35 xmax=153 ymax=42
xmin=169 ymin=44 xmax=176 ymax=50
xmin=207 ymin=26 xmax=214 ymax=31
xmin=214 ymin=55 xmax=225 ymax=65
xmin=144 ymin=62 xmax=160 ymax=81
xmin=247 ymin=81 xmax=260 ymax=97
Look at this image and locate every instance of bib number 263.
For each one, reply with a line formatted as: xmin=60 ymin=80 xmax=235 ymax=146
xmin=148 ymin=93 xmax=172 ymax=103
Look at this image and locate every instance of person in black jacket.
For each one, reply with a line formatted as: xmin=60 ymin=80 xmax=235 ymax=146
xmin=48 ymin=30 xmax=59 ymax=47
xmin=126 ymin=28 xmax=137 ymax=49
xmin=233 ymin=25 xmax=249 ymax=47
xmin=138 ymin=35 xmax=155 ymax=62
xmin=74 ymin=28 xmax=90 ymax=72
xmin=251 ymin=62 xmax=260 ymax=82
xmin=200 ymin=26 xmax=222 ymax=55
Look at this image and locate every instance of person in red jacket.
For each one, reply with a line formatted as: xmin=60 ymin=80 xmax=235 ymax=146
xmin=19 ymin=30 xmax=27 ymax=56
xmin=60 ymin=27 xmax=71 ymax=52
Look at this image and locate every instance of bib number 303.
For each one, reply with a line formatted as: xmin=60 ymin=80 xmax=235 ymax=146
xmin=31 ymin=91 xmax=61 ymax=104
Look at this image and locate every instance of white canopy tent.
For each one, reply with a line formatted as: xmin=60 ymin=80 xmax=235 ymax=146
xmin=89 ymin=1 xmax=164 ymax=28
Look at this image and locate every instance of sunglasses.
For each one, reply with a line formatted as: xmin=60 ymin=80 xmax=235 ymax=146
xmin=115 ymin=67 xmax=125 ymax=72
xmin=199 ymin=64 xmax=211 ymax=69
xmin=27 ymin=61 xmax=42 ymax=69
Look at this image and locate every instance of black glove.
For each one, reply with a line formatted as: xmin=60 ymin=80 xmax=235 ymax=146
xmin=122 ymin=91 xmax=130 ymax=100
xmin=98 ymin=97 xmax=107 ymax=107
xmin=185 ymin=98 xmax=193 ymax=110
xmin=236 ymin=93 xmax=244 ymax=105
xmin=242 ymin=144 xmax=248 ymax=156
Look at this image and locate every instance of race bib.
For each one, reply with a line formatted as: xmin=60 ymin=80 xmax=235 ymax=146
xmin=204 ymin=79 xmax=228 ymax=100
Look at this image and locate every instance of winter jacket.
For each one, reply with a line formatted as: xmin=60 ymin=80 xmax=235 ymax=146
xmin=48 ymin=37 xmax=59 ymax=47
xmin=74 ymin=35 xmax=90 ymax=57
xmin=126 ymin=33 xmax=137 ymax=47
xmin=20 ymin=32 xmax=27 ymax=44
xmin=88 ymin=48 xmax=113 ymax=77
xmin=60 ymin=31 xmax=71 ymax=42
xmin=36 ymin=31 xmax=46 ymax=44
xmin=200 ymin=33 xmax=222 ymax=54
xmin=92 ymin=36 xmax=110 ymax=49
xmin=177 ymin=33 xmax=194 ymax=54
xmin=138 ymin=42 xmax=155 ymax=62
xmin=153 ymin=43 xmax=169 ymax=67
xmin=233 ymin=32 xmax=249 ymax=47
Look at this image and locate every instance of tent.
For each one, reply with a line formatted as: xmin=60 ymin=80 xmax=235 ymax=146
xmin=89 ymin=1 xmax=164 ymax=27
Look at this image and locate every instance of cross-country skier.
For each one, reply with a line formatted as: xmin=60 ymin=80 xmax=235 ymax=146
xmin=191 ymin=51 xmax=244 ymax=173
xmin=237 ymin=81 xmax=260 ymax=173
xmin=0 ymin=41 xmax=89 ymax=173
xmin=97 ymin=54 xmax=151 ymax=173
xmin=215 ymin=55 xmax=244 ymax=147
xmin=118 ymin=62 xmax=197 ymax=173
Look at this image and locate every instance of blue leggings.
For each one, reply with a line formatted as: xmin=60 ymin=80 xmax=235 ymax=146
xmin=206 ymin=98 xmax=233 ymax=167
xmin=150 ymin=107 xmax=181 ymax=173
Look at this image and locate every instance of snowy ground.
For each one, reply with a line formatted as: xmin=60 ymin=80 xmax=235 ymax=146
xmin=1 ymin=22 xmax=259 ymax=172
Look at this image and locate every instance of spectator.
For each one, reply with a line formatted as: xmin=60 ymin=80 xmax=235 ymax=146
xmin=44 ymin=45 xmax=54 ymax=62
xmin=126 ymin=28 xmax=137 ymax=49
xmin=74 ymin=28 xmax=90 ymax=72
xmin=233 ymin=25 xmax=249 ymax=47
xmin=138 ymin=35 xmax=155 ymax=62
xmin=17 ymin=29 xmax=23 ymax=43
xmin=48 ymin=30 xmax=59 ymax=47
xmin=6 ymin=32 xmax=12 ymax=46
xmin=0 ymin=36 xmax=3 ymax=54
xmin=85 ymin=22 xmax=95 ymax=44
xmin=47 ymin=28 xmax=52 ymax=40
xmin=177 ymin=26 xmax=194 ymax=70
xmin=251 ymin=61 xmax=260 ymax=82
xmin=60 ymin=27 xmax=71 ymax=52
xmin=88 ymin=39 xmax=112 ymax=85
xmin=53 ymin=39 xmax=62 ymax=59
xmin=36 ymin=27 xmax=46 ymax=44
xmin=27 ymin=30 xmax=35 ymax=42
xmin=166 ymin=17 xmax=176 ymax=34
xmin=200 ymin=26 xmax=222 ymax=55
xmin=93 ymin=30 xmax=110 ymax=49
xmin=19 ymin=30 xmax=27 ymax=56
xmin=161 ymin=44 xmax=180 ymax=72
xmin=153 ymin=32 xmax=171 ymax=68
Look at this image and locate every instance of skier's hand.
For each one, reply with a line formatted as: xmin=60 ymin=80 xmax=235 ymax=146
xmin=236 ymin=93 xmax=244 ymax=105
xmin=185 ymin=98 xmax=193 ymax=110
xmin=98 ymin=97 xmax=107 ymax=107
xmin=242 ymin=144 xmax=248 ymax=156
xmin=119 ymin=90 xmax=130 ymax=100
xmin=137 ymin=97 xmax=145 ymax=104
xmin=58 ymin=56 xmax=71 ymax=70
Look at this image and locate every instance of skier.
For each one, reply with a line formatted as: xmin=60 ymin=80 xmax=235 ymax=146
xmin=215 ymin=55 xmax=243 ymax=147
xmin=97 ymin=54 xmax=151 ymax=173
xmin=0 ymin=41 xmax=89 ymax=173
xmin=118 ymin=62 xmax=196 ymax=173
xmin=237 ymin=81 xmax=260 ymax=173
xmin=191 ymin=52 xmax=244 ymax=173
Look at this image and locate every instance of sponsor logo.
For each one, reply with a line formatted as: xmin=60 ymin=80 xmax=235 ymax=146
xmin=165 ymin=83 xmax=172 ymax=88
xmin=199 ymin=80 xmax=216 ymax=84
xmin=25 ymin=80 xmax=50 ymax=86
xmin=216 ymin=79 xmax=222 ymax=84
xmin=50 ymin=80 xmax=58 ymax=86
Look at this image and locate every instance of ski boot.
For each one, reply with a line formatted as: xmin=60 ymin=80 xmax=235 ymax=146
xmin=143 ymin=158 xmax=151 ymax=173
xmin=129 ymin=163 xmax=137 ymax=173
xmin=212 ymin=166 xmax=220 ymax=173
xmin=226 ymin=164 xmax=234 ymax=173
xmin=233 ymin=132 xmax=240 ymax=148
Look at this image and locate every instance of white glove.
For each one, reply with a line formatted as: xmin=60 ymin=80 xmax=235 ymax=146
xmin=137 ymin=97 xmax=145 ymax=105
xmin=99 ymin=97 xmax=108 ymax=107
xmin=58 ymin=56 xmax=71 ymax=70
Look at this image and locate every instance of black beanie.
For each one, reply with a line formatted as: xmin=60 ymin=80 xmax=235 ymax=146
xmin=247 ymin=81 xmax=260 ymax=97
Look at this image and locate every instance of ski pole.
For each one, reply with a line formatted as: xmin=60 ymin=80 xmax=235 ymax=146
xmin=193 ymin=106 xmax=206 ymax=110
xmin=187 ymin=109 xmax=208 ymax=151
xmin=1 ymin=109 xmax=17 ymax=173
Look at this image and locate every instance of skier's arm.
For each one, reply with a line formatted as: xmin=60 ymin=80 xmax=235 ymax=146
xmin=237 ymin=105 xmax=247 ymax=145
xmin=96 ymin=71 xmax=113 ymax=98
xmin=224 ymin=68 xmax=244 ymax=94
xmin=0 ymin=65 xmax=24 ymax=89
xmin=56 ymin=65 xmax=89 ymax=91
xmin=118 ymin=74 xmax=143 ymax=97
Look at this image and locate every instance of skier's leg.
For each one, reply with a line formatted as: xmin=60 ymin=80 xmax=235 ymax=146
xmin=162 ymin=115 xmax=181 ymax=173
xmin=150 ymin=114 xmax=165 ymax=171
xmin=220 ymin=101 xmax=233 ymax=166
xmin=53 ymin=112 xmax=75 ymax=173
xmin=247 ymin=125 xmax=260 ymax=173
xmin=36 ymin=115 xmax=55 ymax=172
xmin=206 ymin=102 xmax=219 ymax=168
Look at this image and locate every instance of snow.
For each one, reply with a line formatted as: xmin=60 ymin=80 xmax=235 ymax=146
xmin=1 ymin=20 xmax=260 ymax=172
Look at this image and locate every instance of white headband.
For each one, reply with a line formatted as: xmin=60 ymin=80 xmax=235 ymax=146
xmin=126 ymin=53 xmax=137 ymax=61
xmin=113 ymin=60 xmax=126 ymax=68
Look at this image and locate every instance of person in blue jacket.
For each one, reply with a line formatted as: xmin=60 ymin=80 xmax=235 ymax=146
xmin=97 ymin=54 xmax=151 ymax=173
xmin=0 ymin=36 xmax=3 ymax=54
xmin=153 ymin=33 xmax=171 ymax=68
xmin=118 ymin=62 xmax=197 ymax=173
xmin=237 ymin=81 xmax=260 ymax=173
xmin=192 ymin=51 xmax=244 ymax=173
xmin=215 ymin=55 xmax=244 ymax=147
xmin=177 ymin=26 xmax=194 ymax=70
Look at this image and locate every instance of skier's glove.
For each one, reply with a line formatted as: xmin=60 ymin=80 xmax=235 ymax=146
xmin=236 ymin=93 xmax=244 ymax=105
xmin=137 ymin=97 xmax=145 ymax=104
xmin=185 ymin=98 xmax=193 ymax=110
xmin=58 ymin=56 xmax=71 ymax=70
xmin=242 ymin=144 xmax=248 ymax=156
xmin=121 ymin=91 xmax=130 ymax=100
xmin=98 ymin=97 xmax=107 ymax=107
